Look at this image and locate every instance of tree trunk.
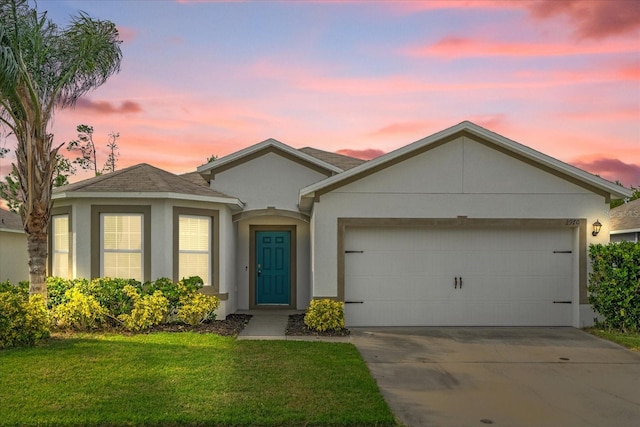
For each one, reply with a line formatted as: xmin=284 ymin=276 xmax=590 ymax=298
xmin=16 ymin=131 xmax=58 ymax=298
xmin=27 ymin=227 xmax=48 ymax=298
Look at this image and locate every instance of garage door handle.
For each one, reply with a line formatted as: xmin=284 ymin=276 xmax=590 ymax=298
xmin=345 ymin=301 xmax=364 ymax=304
xmin=459 ymin=276 xmax=463 ymax=288
xmin=454 ymin=277 xmax=458 ymax=289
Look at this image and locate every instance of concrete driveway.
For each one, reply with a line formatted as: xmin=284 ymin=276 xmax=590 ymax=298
xmin=351 ymin=327 xmax=640 ymax=427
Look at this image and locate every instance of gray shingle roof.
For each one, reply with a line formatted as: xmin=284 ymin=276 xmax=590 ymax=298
xmin=610 ymin=198 xmax=640 ymax=232
xmin=298 ymin=147 xmax=366 ymax=171
xmin=0 ymin=207 xmax=22 ymax=231
xmin=54 ymin=163 xmax=233 ymax=199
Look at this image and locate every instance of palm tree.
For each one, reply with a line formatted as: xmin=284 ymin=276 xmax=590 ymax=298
xmin=0 ymin=0 xmax=122 ymax=296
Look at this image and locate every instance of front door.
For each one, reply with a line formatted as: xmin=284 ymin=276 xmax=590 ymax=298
xmin=256 ymin=231 xmax=291 ymax=305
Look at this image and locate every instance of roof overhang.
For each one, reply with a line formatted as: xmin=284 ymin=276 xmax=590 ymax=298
xmin=610 ymin=228 xmax=640 ymax=234
xmin=0 ymin=227 xmax=24 ymax=234
xmin=52 ymin=191 xmax=245 ymax=211
xmin=232 ymin=207 xmax=310 ymax=223
xmin=299 ymin=121 xmax=633 ymax=211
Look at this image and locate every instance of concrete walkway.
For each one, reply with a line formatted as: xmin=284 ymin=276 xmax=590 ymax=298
xmin=236 ymin=309 xmax=352 ymax=342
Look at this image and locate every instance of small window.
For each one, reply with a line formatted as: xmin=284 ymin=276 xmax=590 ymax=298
xmin=51 ymin=214 xmax=70 ymax=278
xmin=101 ymin=213 xmax=143 ymax=281
xmin=178 ymin=215 xmax=211 ymax=285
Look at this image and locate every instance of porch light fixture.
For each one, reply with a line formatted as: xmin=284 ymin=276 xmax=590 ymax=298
xmin=592 ymin=219 xmax=602 ymax=236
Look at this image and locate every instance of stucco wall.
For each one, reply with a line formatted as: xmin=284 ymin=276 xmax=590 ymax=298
xmin=0 ymin=230 xmax=28 ymax=283
xmin=211 ymin=152 xmax=328 ymax=211
xmin=55 ymin=198 xmax=237 ymax=317
xmin=309 ymin=136 xmax=611 ymax=326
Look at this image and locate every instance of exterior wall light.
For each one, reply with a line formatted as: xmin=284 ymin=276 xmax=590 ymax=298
xmin=592 ymin=219 xmax=602 ymax=236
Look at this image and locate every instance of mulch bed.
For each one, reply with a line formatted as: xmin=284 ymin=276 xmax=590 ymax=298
xmin=149 ymin=313 xmax=253 ymax=337
xmin=70 ymin=313 xmax=350 ymax=338
xmin=285 ymin=313 xmax=350 ymax=337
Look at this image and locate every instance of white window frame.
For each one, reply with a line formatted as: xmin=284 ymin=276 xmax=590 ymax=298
xmin=100 ymin=213 xmax=144 ymax=281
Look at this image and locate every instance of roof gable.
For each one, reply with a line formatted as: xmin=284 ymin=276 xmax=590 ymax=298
xmin=196 ymin=138 xmax=343 ymax=178
xmin=299 ymin=121 xmax=633 ymax=208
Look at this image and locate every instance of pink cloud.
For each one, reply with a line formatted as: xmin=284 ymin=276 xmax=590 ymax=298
xmin=370 ymin=120 xmax=436 ymax=137
xmin=558 ymin=108 xmax=640 ymax=123
xmin=75 ymin=99 xmax=143 ymax=114
xmin=117 ymin=26 xmax=137 ymax=43
xmin=336 ymin=148 xmax=385 ymax=161
xmin=405 ymin=36 xmax=637 ymax=59
xmin=572 ymin=158 xmax=640 ymax=186
xmin=527 ymin=0 xmax=640 ymax=39
xmin=467 ymin=114 xmax=509 ymax=131
xmin=387 ymin=0 xmax=519 ymax=14
xmin=617 ymin=64 xmax=640 ymax=80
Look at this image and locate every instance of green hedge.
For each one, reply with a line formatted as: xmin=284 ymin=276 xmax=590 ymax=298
xmin=588 ymin=241 xmax=640 ymax=332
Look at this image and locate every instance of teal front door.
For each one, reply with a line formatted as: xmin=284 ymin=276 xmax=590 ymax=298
xmin=256 ymin=231 xmax=291 ymax=305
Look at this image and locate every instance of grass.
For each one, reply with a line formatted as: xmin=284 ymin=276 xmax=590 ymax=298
xmin=585 ymin=328 xmax=640 ymax=352
xmin=0 ymin=333 xmax=397 ymax=427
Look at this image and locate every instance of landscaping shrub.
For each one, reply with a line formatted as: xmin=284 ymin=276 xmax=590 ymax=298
xmin=79 ymin=277 xmax=141 ymax=318
xmin=177 ymin=292 xmax=220 ymax=325
xmin=117 ymin=285 xmax=169 ymax=332
xmin=0 ymin=284 xmax=50 ymax=349
xmin=588 ymin=241 xmax=640 ymax=332
xmin=145 ymin=276 xmax=203 ymax=310
xmin=51 ymin=288 xmax=108 ymax=330
xmin=45 ymin=276 xmax=218 ymax=332
xmin=304 ymin=299 xmax=345 ymax=332
xmin=46 ymin=277 xmax=77 ymax=309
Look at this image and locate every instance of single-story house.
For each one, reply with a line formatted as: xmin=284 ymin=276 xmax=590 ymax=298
xmin=610 ymin=198 xmax=640 ymax=242
xmin=0 ymin=207 xmax=28 ymax=283
xmin=51 ymin=121 xmax=632 ymax=327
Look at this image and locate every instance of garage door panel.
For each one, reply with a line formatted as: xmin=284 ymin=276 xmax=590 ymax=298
xmin=344 ymin=227 xmax=574 ymax=326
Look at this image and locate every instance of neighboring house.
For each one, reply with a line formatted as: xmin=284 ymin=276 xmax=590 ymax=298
xmin=51 ymin=121 xmax=632 ymax=327
xmin=0 ymin=207 xmax=28 ymax=283
xmin=610 ymin=198 xmax=640 ymax=242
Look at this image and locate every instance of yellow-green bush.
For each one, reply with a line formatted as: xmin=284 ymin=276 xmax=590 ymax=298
xmin=117 ymin=285 xmax=168 ymax=332
xmin=0 ymin=291 xmax=50 ymax=349
xmin=304 ymin=299 xmax=345 ymax=332
xmin=51 ymin=288 xmax=108 ymax=330
xmin=177 ymin=292 xmax=220 ymax=326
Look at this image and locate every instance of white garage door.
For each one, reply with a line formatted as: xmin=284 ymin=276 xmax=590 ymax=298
xmin=344 ymin=227 xmax=574 ymax=326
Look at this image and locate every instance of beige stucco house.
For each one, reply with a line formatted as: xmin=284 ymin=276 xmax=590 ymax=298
xmin=51 ymin=121 xmax=632 ymax=327
xmin=0 ymin=207 xmax=28 ymax=283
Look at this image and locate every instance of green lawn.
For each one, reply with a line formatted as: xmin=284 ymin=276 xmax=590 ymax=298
xmin=0 ymin=333 xmax=397 ymax=427
xmin=586 ymin=328 xmax=640 ymax=352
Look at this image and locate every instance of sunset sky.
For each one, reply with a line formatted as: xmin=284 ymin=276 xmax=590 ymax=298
xmin=1 ymin=0 xmax=639 ymax=186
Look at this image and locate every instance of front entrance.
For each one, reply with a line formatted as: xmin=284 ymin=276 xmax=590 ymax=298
xmin=255 ymin=230 xmax=291 ymax=305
